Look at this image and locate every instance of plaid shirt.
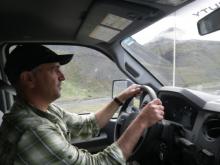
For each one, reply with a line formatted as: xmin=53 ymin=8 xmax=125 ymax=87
xmin=0 ymin=99 xmax=126 ymax=165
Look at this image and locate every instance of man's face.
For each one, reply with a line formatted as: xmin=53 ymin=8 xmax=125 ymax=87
xmin=31 ymin=62 xmax=65 ymax=102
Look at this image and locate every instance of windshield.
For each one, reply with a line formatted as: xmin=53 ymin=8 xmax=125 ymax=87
xmin=122 ymin=0 xmax=220 ymax=95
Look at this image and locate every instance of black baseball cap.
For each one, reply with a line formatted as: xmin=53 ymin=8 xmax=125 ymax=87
xmin=4 ymin=44 xmax=73 ymax=84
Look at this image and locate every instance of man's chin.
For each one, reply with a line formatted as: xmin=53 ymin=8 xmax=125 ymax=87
xmin=56 ymin=93 xmax=61 ymax=99
xmin=51 ymin=93 xmax=61 ymax=102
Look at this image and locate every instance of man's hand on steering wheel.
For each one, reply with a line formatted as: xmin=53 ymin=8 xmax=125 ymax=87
xmin=138 ymin=99 xmax=164 ymax=128
xmin=116 ymin=84 xmax=142 ymax=103
xmin=114 ymin=84 xmax=165 ymax=161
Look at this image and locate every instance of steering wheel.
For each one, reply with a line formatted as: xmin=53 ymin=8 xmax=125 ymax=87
xmin=114 ymin=85 xmax=157 ymax=160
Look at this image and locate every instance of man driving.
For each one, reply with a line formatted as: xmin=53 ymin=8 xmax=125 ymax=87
xmin=0 ymin=44 xmax=164 ymax=164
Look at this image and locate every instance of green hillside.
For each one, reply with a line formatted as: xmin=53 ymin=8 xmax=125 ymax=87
xmin=57 ymin=46 xmax=126 ymax=100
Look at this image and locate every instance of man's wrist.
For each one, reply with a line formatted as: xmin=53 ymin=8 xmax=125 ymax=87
xmin=113 ymin=97 xmax=123 ymax=106
xmin=135 ymin=115 xmax=148 ymax=129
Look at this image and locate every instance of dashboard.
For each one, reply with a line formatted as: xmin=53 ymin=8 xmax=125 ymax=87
xmin=161 ymin=96 xmax=198 ymax=130
xmin=148 ymin=86 xmax=220 ymax=165
xmin=158 ymin=87 xmax=220 ymax=130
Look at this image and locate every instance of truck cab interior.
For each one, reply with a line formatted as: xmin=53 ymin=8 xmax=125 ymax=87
xmin=1 ymin=0 xmax=220 ymax=164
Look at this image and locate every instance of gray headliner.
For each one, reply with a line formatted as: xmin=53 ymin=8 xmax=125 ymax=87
xmin=0 ymin=0 xmax=194 ymax=45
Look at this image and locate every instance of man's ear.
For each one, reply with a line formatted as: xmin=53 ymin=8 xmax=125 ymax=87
xmin=20 ymin=71 xmax=35 ymax=88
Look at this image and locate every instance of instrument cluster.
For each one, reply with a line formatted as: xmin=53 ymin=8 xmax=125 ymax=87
xmin=161 ymin=96 xmax=198 ymax=130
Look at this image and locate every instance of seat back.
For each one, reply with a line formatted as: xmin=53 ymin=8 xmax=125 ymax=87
xmin=0 ymin=80 xmax=16 ymax=121
xmin=0 ymin=110 xmax=3 ymax=125
xmin=0 ymin=80 xmax=15 ymax=95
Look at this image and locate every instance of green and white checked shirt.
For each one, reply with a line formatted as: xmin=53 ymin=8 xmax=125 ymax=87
xmin=0 ymin=99 xmax=126 ymax=165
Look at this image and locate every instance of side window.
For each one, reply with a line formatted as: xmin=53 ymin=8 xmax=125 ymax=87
xmin=51 ymin=46 xmax=127 ymax=114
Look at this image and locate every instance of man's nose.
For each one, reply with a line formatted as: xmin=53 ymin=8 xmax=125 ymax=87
xmin=58 ymin=70 xmax=65 ymax=81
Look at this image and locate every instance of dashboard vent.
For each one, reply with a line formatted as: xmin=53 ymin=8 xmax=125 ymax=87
xmin=204 ymin=117 xmax=220 ymax=139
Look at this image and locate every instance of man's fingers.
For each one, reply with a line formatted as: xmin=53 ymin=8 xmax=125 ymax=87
xmin=158 ymin=108 xmax=164 ymax=116
xmin=151 ymin=98 xmax=162 ymax=105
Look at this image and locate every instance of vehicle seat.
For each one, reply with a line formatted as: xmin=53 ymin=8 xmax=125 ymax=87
xmin=0 ymin=110 xmax=3 ymax=125
xmin=0 ymin=80 xmax=15 ymax=95
xmin=0 ymin=80 xmax=16 ymax=126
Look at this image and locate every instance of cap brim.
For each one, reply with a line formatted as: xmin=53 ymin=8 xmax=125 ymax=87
xmin=54 ymin=54 xmax=74 ymax=65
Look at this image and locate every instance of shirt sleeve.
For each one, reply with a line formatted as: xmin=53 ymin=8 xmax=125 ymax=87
xmin=62 ymin=110 xmax=101 ymax=139
xmin=15 ymin=124 xmax=126 ymax=165
xmin=50 ymin=104 xmax=100 ymax=139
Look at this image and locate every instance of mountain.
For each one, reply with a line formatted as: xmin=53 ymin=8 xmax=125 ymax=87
xmin=127 ymin=28 xmax=220 ymax=87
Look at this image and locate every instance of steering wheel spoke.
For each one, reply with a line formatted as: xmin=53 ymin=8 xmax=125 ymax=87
xmin=117 ymin=112 xmax=129 ymax=125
